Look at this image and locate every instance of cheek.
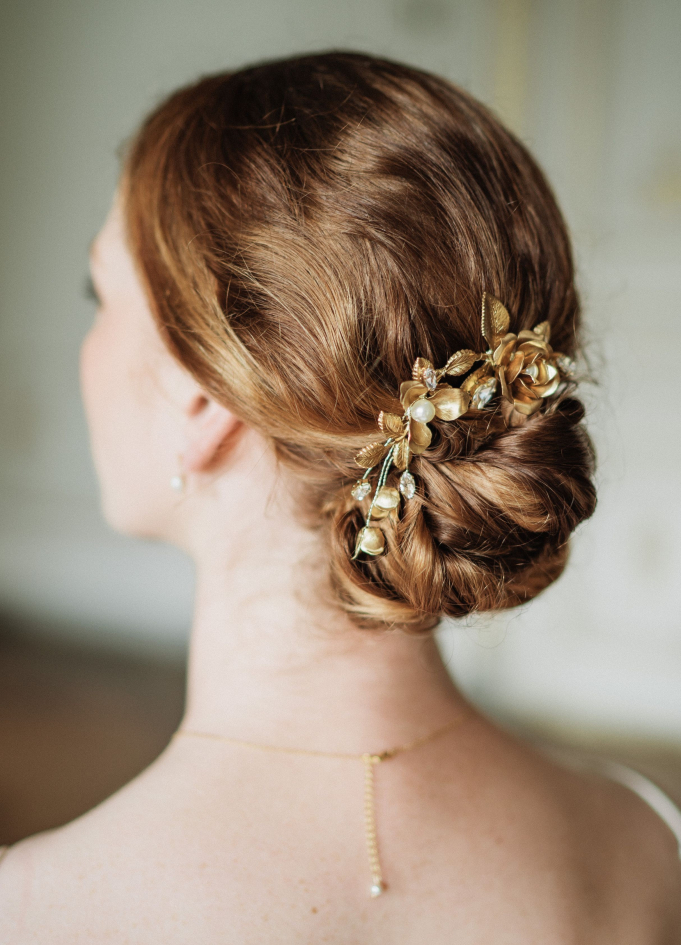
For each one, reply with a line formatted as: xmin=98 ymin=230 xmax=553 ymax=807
xmin=80 ymin=319 xmax=132 ymax=464
xmin=80 ymin=320 xmax=111 ymax=459
xmin=80 ymin=323 xmax=102 ymax=417
xmin=80 ymin=319 xmax=169 ymax=535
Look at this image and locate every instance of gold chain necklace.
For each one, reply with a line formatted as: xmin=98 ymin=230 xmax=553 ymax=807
xmin=173 ymin=708 xmax=473 ymax=898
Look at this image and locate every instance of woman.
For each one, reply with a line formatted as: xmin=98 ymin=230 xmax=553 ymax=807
xmin=0 ymin=52 xmax=679 ymax=942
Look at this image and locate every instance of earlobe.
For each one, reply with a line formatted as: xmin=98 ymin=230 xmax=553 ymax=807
xmin=183 ymin=395 xmax=242 ymax=474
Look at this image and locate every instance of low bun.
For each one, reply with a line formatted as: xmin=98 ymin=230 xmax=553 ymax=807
xmin=124 ymin=52 xmax=597 ymax=632
xmin=331 ymin=396 xmax=595 ymax=631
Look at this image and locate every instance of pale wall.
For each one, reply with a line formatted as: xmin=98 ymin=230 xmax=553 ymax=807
xmin=0 ymin=0 xmax=679 ymax=740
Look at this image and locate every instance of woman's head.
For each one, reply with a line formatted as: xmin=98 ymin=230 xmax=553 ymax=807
xmin=91 ymin=51 xmax=596 ymax=631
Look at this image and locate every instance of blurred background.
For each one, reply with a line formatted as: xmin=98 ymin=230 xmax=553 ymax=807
xmin=0 ymin=0 xmax=679 ymax=843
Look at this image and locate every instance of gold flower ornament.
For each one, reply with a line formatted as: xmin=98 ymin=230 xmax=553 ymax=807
xmin=351 ymin=293 xmax=575 ymax=558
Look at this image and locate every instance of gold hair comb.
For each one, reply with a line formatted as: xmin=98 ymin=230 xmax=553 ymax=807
xmin=351 ymin=293 xmax=575 ymax=558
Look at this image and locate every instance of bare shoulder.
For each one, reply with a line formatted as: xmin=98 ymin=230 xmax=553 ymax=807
xmin=0 ymin=818 xmax=108 ymax=942
xmin=0 ymin=836 xmax=35 ymax=938
xmin=472 ymin=721 xmax=681 ymax=942
xmin=0 ymin=749 xmax=181 ymax=943
xmin=567 ymin=762 xmax=681 ymax=942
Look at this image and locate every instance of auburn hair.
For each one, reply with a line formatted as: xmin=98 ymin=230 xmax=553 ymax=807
xmin=123 ymin=51 xmax=596 ymax=632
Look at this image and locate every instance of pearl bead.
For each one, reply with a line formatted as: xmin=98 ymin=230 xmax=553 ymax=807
xmin=409 ymin=398 xmax=436 ymax=423
xmin=170 ymin=474 xmax=185 ymax=493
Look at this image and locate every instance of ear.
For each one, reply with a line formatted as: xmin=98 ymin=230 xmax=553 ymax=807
xmin=182 ymin=393 xmax=242 ymax=475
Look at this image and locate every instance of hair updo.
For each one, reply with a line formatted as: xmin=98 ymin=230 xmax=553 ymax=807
xmin=123 ymin=51 xmax=596 ymax=633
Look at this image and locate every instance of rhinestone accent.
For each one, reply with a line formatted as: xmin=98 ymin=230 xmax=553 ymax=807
xmin=399 ymin=471 xmax=416 ymax=499
xmin=555 ymin=354 xmax=576 ymax=376
xmin=471 ymin=376 xmax=497 ymax=409
xmin=422 ymin=367 xmax=438 ymax=390
xmin=351 ymin=480 xmax=371 ymax=501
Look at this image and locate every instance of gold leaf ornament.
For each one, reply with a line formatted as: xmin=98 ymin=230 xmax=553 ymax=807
xmin=481 ymin=293 xmax=510 ymax=347
xmin=355 ymin=441 xmax=390 ymax=469
xmin=518 ymin=337 xmax=550 ymax=358
xmin=393 ymin=439 xmax=410 ymax=470
xmin=512 ymin=395 xmax=543 ymax=416
xmin=412 ymin=357 xmax=438 ymax=390
xmin=443 ymin=349 xmax=478 ymax=377
xmin=399 ymin=381 xmax=428 ymax=409
xmin=505 ymin=350 xmax=525 ymax=383
xmin=378 ymin=411 xmax=404 ymax=436
xmin=374 ymin=486 xmax=400 ymax=510
xmin=408 ymin=420 xmax=432 ymax=454
xmin=355 ymin=526 xmax=385 ymax=557
xmin=493 ymin=333 xmax=518 ymax=367
xmin=411 ymin=357 xmax=432 ymax=381
xmin=371 ymin=485 xmax=401 ymax=520
xmin=349 ymin=290 xmax=575 ymax=559
xmin=461 ymin=363 xmax=493 ymax=393
xmin=430 ymin=386 xmax=470 ymax=420
xmin=369 ymin=503 xmax=392 ymax=520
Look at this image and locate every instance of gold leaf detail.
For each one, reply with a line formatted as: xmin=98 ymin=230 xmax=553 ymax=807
xmin=534 ymin=364 xmax=560 ymax=398
xmin=408 ymin=420 xmax=432 ymax=454
xmin=492 ymin=333 xmax=517 ymax=367
xmin=400 ymin=380 xmax=427 ymax=409
xmin=499 ymin=367 xmax=510 ymax=403
xmin=355 ymin=526 xmax=385 ymax=557
xmin=461 ymin=364 xmax=492 ymax=393
xmin=443 ymin=349 xmax=478 ymax=376
xmin=393 ymin=439 xmax=410 ymax=470
xmin=513 ymin=398 xmax=543 ymax=416
xmin=506 ymin=350 xmax=525 ymax=383
xmin=377 ymin=411 xmax=404 ymax=436
xmin=537 ymin=361 xmax=550 ymax=385
xmin=411 ymin=357 xmax=434 ymax=382
xmin=374 ymin=486 xmax=400 ymax=510
xmin=481 ymin=293 xmax=510 ymax=347
xmin=430 ymin=387 xmax=470 ymax=420
xmin=518 ymin=338 xmax=550 ymax=358
xmin=355 ymin=441 xmax=389 ymax=469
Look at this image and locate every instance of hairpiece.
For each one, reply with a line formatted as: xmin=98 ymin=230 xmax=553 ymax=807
xmin=351 ymin=293 xmax=575 ymax=558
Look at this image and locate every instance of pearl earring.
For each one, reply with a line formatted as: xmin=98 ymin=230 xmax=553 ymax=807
xmin=170 ymin=457 xmax=186 ymax=493
xmin=170 ymin=473 xmax=185 ymax=493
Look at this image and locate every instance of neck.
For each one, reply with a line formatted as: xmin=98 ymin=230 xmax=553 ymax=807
xmin=178 ymin=440 xmax=466 ymax=754
xmin=182 ymin=559 xmax=465 ymax=754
